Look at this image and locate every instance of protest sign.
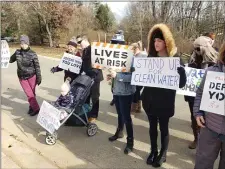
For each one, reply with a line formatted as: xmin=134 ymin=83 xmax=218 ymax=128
xmin=58 ymin=52 xmax=82 ymax=74
xmin=36 ymin=101 xmax=61 ymax=134
xmin=177 ymin=67 xmax=205 ymax=96
xmin=200 ymin=71 xmax=225 ymax=116
xmin=131 ymin=57 xmax=180 ymax=90
xmin=1 ymin=40 xmax=10 ymax=68
xmin=91 ymin=42 xmax=133 ymax=72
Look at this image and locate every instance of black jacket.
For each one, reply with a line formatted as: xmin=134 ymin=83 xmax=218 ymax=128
xmin=141 ymin=55 xmax=187 ymax=118
xmin=10 ymin=48 xmax=42 ymax=82
xmin=82 ymin=45 xmax=104 ymax=82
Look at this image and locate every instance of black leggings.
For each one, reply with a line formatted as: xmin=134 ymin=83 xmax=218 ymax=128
xmin=147 ymin=114 xmax=170 ymax=150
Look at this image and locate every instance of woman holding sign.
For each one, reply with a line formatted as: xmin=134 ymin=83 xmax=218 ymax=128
xmin=107 ymin=68 xmax=136 ymax=155
xmin=184 ymin=35 xmax=218 ymax=149
xmin=141 ymin=24 xmax=187 ymax=167
xmin=51 ymin=39 xmax=81 ymax=83
xmin=193 ymin=43 xmax=225 ymax=169
xmin=9 ymin=35 xmax=42 ymax=116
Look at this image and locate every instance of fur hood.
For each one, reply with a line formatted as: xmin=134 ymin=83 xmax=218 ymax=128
xmin=147 ymin=23 xmax=177 ymax=57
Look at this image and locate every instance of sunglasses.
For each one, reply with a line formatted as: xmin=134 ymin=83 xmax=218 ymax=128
xmin=194 ymin=47 xmax=200 ymax=51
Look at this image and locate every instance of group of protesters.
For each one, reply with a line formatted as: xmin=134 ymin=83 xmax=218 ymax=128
xmin=9 ymin=23 xmax=225 ymax=168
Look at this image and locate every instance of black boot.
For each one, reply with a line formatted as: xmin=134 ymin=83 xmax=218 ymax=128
xmin=152 ymin=136 xmax=169 ymax=168
xmin=147 ymin=149 xmax=158 ymax=165
xmin=108 ymin=128 xmax=124 ymax=142
xmin=27 ymin=106 xmax=33 ymax=114
xmin=110 ymin=99 xmax=114 ymax=106
xmin=124 ymin=137 xmax=133 ymax=154
xmin=30 ymin=110 xmax=39 ymax=116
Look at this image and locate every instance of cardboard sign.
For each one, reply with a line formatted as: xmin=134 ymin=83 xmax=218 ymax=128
xmin=1 ymin=40 xmax=10 ymax=68
xmin=36 ymin=101 xmax=61 ymax=134
xmin=200 ymin=71 xmax=225 ymax=116
xmin=177 ymin=67 xmax=205 ymax=96
xmin=91 ymin=42 xmax=133 ymax=72
xmin=59 ymin=52 xmax=82 ymax=74
xmin=131 ymin=57 xmax=180 ymax=90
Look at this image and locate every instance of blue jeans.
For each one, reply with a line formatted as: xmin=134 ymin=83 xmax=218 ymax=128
xmin=113 ymin=95 xmax=133 ymax=139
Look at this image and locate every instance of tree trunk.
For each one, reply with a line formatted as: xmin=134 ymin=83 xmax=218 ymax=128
xmin=17 ymin=18 xmax=21 ymax=37
xmin=43 ymin=18 xmax=53 ymax=47
xmin=37 ymin=15 xmax=44 ymax=45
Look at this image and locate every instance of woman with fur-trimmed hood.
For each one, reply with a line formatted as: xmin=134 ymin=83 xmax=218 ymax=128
xmin=193 ymin=43 xmax=225 ymax=169
xmin=141 ymin=24 xmax=187 ymax=167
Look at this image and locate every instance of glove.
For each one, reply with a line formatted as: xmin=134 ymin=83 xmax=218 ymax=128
xmin=130 ymin=67 xmax=135 ymax=73
xmin=37 ymin=77 xmax=42 ymax=86
xmin=177 ymin=67 xmax=185 ymax=75
xmin=50 ymin=67 xmax=57 ymax=73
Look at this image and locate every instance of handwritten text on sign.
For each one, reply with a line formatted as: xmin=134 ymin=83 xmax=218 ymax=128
xmin=1 ymin=40 xmax=10 ymax=68
xmin=36 ymin=101 xmax=61 ymax=134
xmin=59 ymin=52 xmax=82 ymax=74
xmin=177 ymin=67 xmax=205 ymax=96
xmin=91 ymin=42 xmax=133 ymax=72
xmin=200 ymin=71 xmax=225 ymax=116
xmin=131 ymin=57 xmax=180 ymax=90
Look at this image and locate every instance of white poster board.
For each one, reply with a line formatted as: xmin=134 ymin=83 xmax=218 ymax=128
xmin=1 ymin=40 xmax=10 ymax=68
xmin=91 ymin=42 xmax=133 ymax=72
xmin=131 ymin=57 xmax=180 ymax=90
xmin=36 ymin=101 xmax=61 ymax=134
xmin=58 ymin=52 xmax=82 ymax=74
xmin=177 ymin=67 xmax=205 ymax=96
xmin=200 ymin=71 xmax=225 ymax=116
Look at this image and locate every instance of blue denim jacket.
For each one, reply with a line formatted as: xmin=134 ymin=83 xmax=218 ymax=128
xmin=112 ymin=72 xmax=136 ymax=96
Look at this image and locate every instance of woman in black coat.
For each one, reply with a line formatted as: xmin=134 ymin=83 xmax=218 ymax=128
xmin=141 ymin=24 xmax=187 ymax=167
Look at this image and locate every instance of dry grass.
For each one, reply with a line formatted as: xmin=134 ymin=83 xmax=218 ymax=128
xmin=9 ymin=44 xmax=65 ymax=59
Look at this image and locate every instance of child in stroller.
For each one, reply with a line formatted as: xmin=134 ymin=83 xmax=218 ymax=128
xmin=45 ymin=75 xmax=98 ymax=145
xmin=53 ymin=78 xmax=74 ymax=122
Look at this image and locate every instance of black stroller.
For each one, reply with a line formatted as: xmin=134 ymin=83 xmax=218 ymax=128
xmin=45 ymin=74 xmax=98 ymax=145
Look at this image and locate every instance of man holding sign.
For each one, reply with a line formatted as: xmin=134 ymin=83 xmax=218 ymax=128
xmin=139 ymin=24 xmax=186 ymax=167
xmin=193 ymin=43 xmax=225 ymax=169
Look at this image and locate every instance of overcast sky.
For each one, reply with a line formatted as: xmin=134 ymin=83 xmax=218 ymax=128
xmin=101 ymin=2 xmax=129 ymax=22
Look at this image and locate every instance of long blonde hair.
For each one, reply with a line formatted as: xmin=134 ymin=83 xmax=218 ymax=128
xmin=219 ymin=43 xmax=225 ymax=63
xmin=131 ymin=41 xmax=143 ymax=51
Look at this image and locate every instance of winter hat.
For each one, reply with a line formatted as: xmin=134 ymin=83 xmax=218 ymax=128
xmin=61 ymin=82 xmax=71 ymax=96
xmin=67 ymin=38 xmax=77 ymax=48
xmin=20 ymin=35 xmax=30 ymax=45
xmin=152 ymin=29 xmax=165 ymax=41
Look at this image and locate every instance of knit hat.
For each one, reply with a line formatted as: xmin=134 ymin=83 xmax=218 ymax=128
xmin=20 ymin=35 xmax=30 ymax=45
xmin=67 ymin=38 xmax=77 ymax=48
xmin=61 ymin=82 xmax=71 ymax=96
xmin=152 ymin=29 xmax=165 ymax=41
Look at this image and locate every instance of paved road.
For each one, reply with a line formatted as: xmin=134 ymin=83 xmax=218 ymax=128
xmin=1 ymin=55 xmax=219 ymax=168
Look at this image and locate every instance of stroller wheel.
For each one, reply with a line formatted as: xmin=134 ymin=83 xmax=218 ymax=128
xmin=87 ymin=123 xmax=98 ymax=137
xmin=46 ymin=131 xmax=58 ymax=139
xmin=45 ymin=135 xmax=56 ymax=145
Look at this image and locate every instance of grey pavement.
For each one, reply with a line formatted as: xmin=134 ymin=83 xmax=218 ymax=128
xmin=1 ymin=54 xmax=219 ymax=168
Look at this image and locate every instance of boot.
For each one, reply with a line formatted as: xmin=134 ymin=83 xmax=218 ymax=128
xmin=147 ymin=149 xmax=158 ymax=165
xmin=30 ymin=110 xmax=39 ymax=116
xmin=110 ymin=99 xmax=114 ymax=106
xmin=136 ymin=101 xmax=142 ymax=113
xmin=108 ymin=128 xmax=124 ymax=142
xmin=124 ymin=137 xmax=134 ymax=154
xmin=131 ymin=103 xmax=137 ymax=113
xmin=27 ymin=106 xmax=33 ymax=114
xmin=189 ymin=123 xmax=199 ymax=149
xmin=152 ymin=135 xmax=169 ymax=168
